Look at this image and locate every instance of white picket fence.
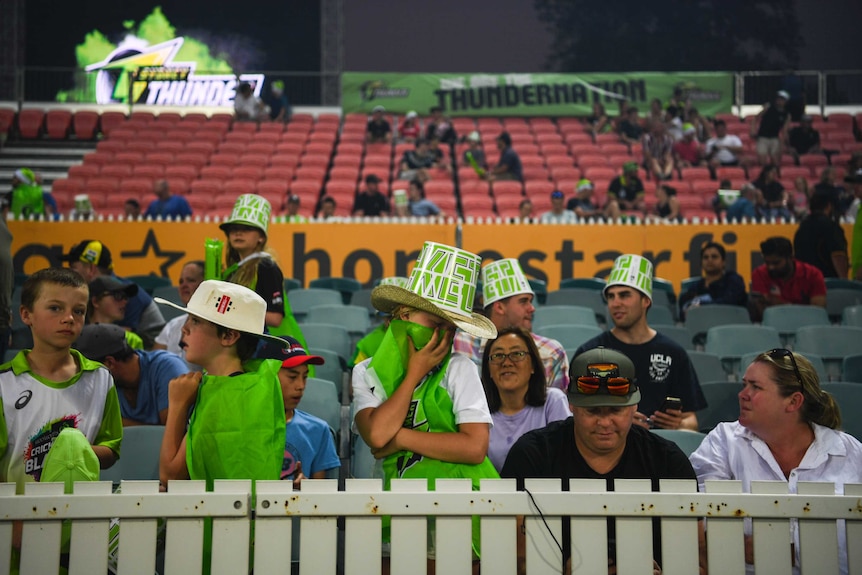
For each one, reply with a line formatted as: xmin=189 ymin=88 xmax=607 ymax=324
xmin=2 ymin=478 xmax=861 ymax=575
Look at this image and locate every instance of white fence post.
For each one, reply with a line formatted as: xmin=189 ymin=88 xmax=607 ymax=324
xmin=704 ymin=480 xmax=747 ymax=575
xmin=568 ymin=478 xmax=609 ymax=574
xmin=434 ymin=479 xmax=474 ymax=575
xmin=846 ymin=483 xmax=862 ymax=574
xmin=658 ymin=478 xmax=701 ymax=575
xmin=211 ymin=480 xmax=252 ymax=575
xmin=344 ymin=478 xmax=382 ymax=575
xmin=614 ymin=478 xmax=654 ymax=575
xmin=254 ymin=480 xmax=295 ymax=575
xmin=68 ymin=481 xmax=112 ymax=575
xmin=163 ymin=480 xmax=207 ymax=575
xmin=389 ymin=479 xmax=428 ymax=575
xmin=523 ymin=478 xmax=563 ymax=575
xmin=751 ymin=480 xmax=793 ymax=575
xmin=798 ymin=481 xmax=841 ymax=574
xmin=20 ymin=482 xmax=64 ymax=575
xmin=116 ymin=480 xmax=160 ymax=575
xmin=298 ymin=479 xmax=339 ymax=575
xmin=479 ymin=478 xmax=518 ymax=575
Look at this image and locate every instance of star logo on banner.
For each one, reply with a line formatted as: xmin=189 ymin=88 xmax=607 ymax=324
xmin=120 ymin=229 xmax=185 ymax=277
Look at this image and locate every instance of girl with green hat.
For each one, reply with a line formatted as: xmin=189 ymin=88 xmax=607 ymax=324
xmin=217 ymin=194 xmax=306 ymax=346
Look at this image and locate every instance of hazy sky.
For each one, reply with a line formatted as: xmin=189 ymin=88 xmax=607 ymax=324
xmin=344 ymin=0 xmax=862 ymax=73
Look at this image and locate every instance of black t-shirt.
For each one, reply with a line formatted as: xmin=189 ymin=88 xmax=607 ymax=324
xmin=575 ymin=331 xmax=707 ymax=415
xmin=352 ymin=191 xmax=390 ymax=216
xmin=788 ymin=127 xmax=820 ymax=155
xmin=794 ymin=213 xmax=848 ymax=278
xmin=619 ymin=120 xmax=644 ymax=140
xmin=608 ymin=176 xmax=645 ymax=203
xmin=226 ymin=256 xmax=285 ymax=315
xmin=425 ymin=121 xmax=457 ymax=145
xmin=756 ymin=180 xmax=785 ymax=204
xmin=366 ymin=119 xmax=391 ymax=139
xmin=501 ymin=420 xmax=696 ymax=566
xmin=757 ymin=105 xmax=789 ymax=138
xmin=401 ymin=150 xmax=435 ymax=170
xmin=566 ymin=197 xmax=598 ymax=215
xmin=678 ymin=271 xmax=748 ymax=317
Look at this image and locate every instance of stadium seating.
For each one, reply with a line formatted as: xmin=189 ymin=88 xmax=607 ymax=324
xmin=532 ymin=305 xmax=598 ymax=330
xmin=696 ymin=381 xmax=741 ymax=432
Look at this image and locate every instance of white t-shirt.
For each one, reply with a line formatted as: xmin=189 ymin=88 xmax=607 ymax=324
xmin=352 ymin=353 xmax=492 ymax=428
xmin=539 ymin=210 xmax=578 ymax=224
xmin=705 ymin=134 xmax=743 ymax=164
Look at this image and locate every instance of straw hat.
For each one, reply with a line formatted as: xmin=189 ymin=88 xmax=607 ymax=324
xmin=155 ymin=279 xmax=286 ymax=345
xmin=371 ymin=241 xmax=497 ymax=339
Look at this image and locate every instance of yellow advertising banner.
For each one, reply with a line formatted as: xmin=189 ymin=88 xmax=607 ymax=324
xmin=7 ymin=220 xmax=855 ymax=292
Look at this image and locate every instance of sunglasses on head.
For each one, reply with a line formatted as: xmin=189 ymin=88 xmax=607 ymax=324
xmin=766 ymin=348 xmax=803 ymax=387
xmin=575 ymin=363 xmax=635 ymax=396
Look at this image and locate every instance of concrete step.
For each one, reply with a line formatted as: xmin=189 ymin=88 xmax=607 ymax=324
xmin=0 ymin=157 xmax=81 ymax=169
xmin=0 ymin=146 xmax=92 ymax=158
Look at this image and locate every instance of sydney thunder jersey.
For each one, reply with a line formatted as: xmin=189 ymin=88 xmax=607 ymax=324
xmin=0 ymin=350 xmax=123 ymax=492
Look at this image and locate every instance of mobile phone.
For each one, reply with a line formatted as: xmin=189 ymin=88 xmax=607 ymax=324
xmin=660 ymin=397 xmax=682 ymax=412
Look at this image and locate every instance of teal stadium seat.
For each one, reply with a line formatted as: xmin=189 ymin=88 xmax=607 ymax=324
xmin=841 ymin=354 xmax=862 ymax=383
xmin=532 ymin=305 xmax=598 ymax=330
xmin=535 ymin=324 xmax=602 ymax=351
xmin=650 ymin=429 xmax=707 ymax=457
xmin=654 ymin=325 xmax=694 ymax=351
xmin=696 ymin=381 xmax=741 ymax=433
xmin=705 ymin=325 xmax=781 ymax=377
xmin=821 ymin=382 xmax=862 ymax=441
xmin=794 ymin=325 xmax=862 ymax=380
xmin=100 ymin=425 xmax=165 ymax=485
xmin=300 ymin=323 xmax=353 ymax=360
xmin=762 ymin=305 xmax=830 ymax=347
xmin=739 ymin=351 xmax=828 ymax=382
xmin=687 ymin=351 xmax=727 ymax=383
xmin=308 ymin=277 xmax=362 ymax=305
xmin=685 ymin=304 xmax=752 ymax=347
xmin=288 ymin=288 xmax=343 ymax=321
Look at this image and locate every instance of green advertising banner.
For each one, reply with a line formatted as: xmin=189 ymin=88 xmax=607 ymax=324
xmin=342 ymin=71 xmax=734 ymax=117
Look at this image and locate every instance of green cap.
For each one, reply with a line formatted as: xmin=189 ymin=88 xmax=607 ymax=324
xmin=40 ymin=428 xmax=100 ymax=493
xmin=604 ymin=254 xmax=653 ymax=300
xmin=74 ymin=194 xmax=93 ymax=213
xmin=577 ymin=179 xmax=594 ymax=192
xmin=622 ymin=161 xmax=638 ymax=173
xmin=219 ymin=194 xmax=272 ymax=236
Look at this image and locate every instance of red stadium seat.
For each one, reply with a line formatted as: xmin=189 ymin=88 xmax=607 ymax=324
xmin=157 ymin=141 xmax=185 ymax=155
xmin=257 ymin=180 xmax=289 ymax=196
xmin=122 ymin=178 xmax=155 ymax=197
xmin=461 ymin=180 xmax=491 ymax=197
xmin=68 ymin=164 xmax=101 ymax=180
xmin=232 ymin=166 xmax=264 ymax=181
xmin=218 ymin=142 xmax=247 ymax=156
xmin=99 ymin=112 xmax=127 ymax=136
xmin=584 ymin=167 xmax=617 ymax=181
xmin=239 ymin=153 xmax=270 ymax=168
xmin=299 ymin=154 xmax=330 ymax=168
xmin=246 ymin=142 xmax=275 ymax=156
xmin=223 ymin=180 xmax=256 ymax=197
xmin=130 ymin=111 xmax=156 ymax=124
xmin=540 ymin=144 xmax=569 ymax=157
xmin=305 ymin=142 xmax=334 ymax=155
xmin=716 ymin=167 xmax=746 ymax=181
xmin=332 ymin=155 xmax=362 ymax=169
xmin=294 ymin=166 xmax=327 ymax=183
xmin=18 ymin=109 xmax=45 ymax=139
xmin=184 ymin=141 xmax=216 ymax=155
xmin=679 ymin=167 xmax=712 ymax=181
xmin=133 ymin=164 xmax=165 ymax=179
xmin=146 ymin=153 xmax=175 ymax=167
xmin=87 ymin=177 xmax=120 ymax=195
xmin=525 ymin=181 xmax=556 ymax=199
xmin=126 ymin=141 xmax=156 ymax=153
xmin=165 ymin=129 xmax=196 ymax=143
xmin=798 ymin=155 xmax=829 ymax=170
xmin=190 ymin=179 xmax=224 ymax=196
xmin=492 ymin=180 xmax=524 ymax=197
xmin=185 ymin=195 xmax=215 ymax=213
xmin=0 ymin=108 xmax=15 ymax=136
xmin=100 ymin=164 xmax=133 ymax=179
xmin=289 ymin=180 xmax=323 ymax=198
xmin=73 ymin=111 xmax=100 ymax=140
xmin=577 ymin=155 xmax=609 ymax=168
xmin=550 ymin=166 xmax=581 ymax=181
xmin=51 ymin=178 xmax=86 ymax=195
xmin=425 ymin=180 xmax=454 ymax=198
xmin=263 ymin=166 xmax=295 ymax=181
xmin=175 ymin=153 xmax=209 ymax=169
xmin=165 ymin=178 xmax=190 ymax=195
xmin=210 ymin=154 xmax=241 ymax=167
xmin=329 ymin=167 xmax=360 ymax=181
xmin=82 ymin=152 xmax=112 ymax=167
xmin=270 ymin=154 xmax=301 ymax=168
xmin=200 ymin=165 xmax=233 ymax=180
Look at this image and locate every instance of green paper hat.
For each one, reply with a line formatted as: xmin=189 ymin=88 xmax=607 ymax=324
xmin=379 ymin=276 xmax=409 ymax=288
xmin=393 ymin=189 xmax=408 ymax=207
xmin=41 ymin=428 xmax=100 ymax=493
xmin=604 ymin=254 xmax=653 ymax=300
xmin=371 ymin=241 xmax=497 ymax=339
xmin=74 ymin=194 xmax=93 ymax=213
xmin=219 ymin=194 xmax=272 ymax=236
xmin=482 ymin=258 xmax=534 ymax=306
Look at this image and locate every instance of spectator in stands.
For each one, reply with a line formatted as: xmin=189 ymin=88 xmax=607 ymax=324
xmin=846 ymin=169 xmax=862 ymax=224
xmin=566 ymin=179 xmax=604 ymax=220
xmin=158 ymin=280 xmax=288 ymax=486
xmin=392 ymin=189 xmax=409 ymax=217
xmin=679 ymin=241 xmax=748 ymax=320
xmin=642 ymin=121 xmax=675 ymax=180
xmin=653 ymin=184 xmax=682 ymax=222
xmin=256 ymin=336 xmax=340 ymax=487
xmin=787 ymin=114 xmax=821 ymax=160
xmin=462 ymin=131 xmax=487 ymax=174
xmin=124 ymin=199 xmax=141 ymax=219
xmin=613 ymin=99 xmax=630 ymax=131
xmin=398 ymin=138 xmax=435 ymax=182
xmin=539 ymin=190 xmax=577 ymax=224
xmin=690 ymin=350 xmax=862 ymax=575
xmin=353 ymin=174 xmax=390 ymax=217
xmin=424 ymin=106 xmax=457 ymax=145
xmin=813 ymin=167 xmax=848 ymax=218
xmin=751 ymin=90 xmax=791 ymax=167
xmin=407 ymin=179 xmax=444 ymax=217
xmin=794 ymin=191 xmax=849 ymax=279
xmin=153 ymin=260 xmax=205 ymax=370
xmin=398 ymin=111 xmax=421 ymax=143
xmin=666 ymin=114 xmax=685 ymax=142
xmin=0 ymin=215 xmax=10 ymax=361
xmin=517 ymin=198 xmax=534 ymax=222
xmin=705 ymin=120 xmax=745 ymax=170
xmin=234 ymin=82 xmax=266 ymax=122
xmin=279 ymin=194 xmax=307 ymax=223
xmin=575 ymin=254 xmax=706 ymax=431
xmin=428 ymin=135 xmax=451 ymax=175
xmin=75 ymin=323 xmax=187 ymax=426
xmin=849 ymin=170 xmax=862 ymax=280
xmin=753 ymin=165 xmax=792 ymax=220
xmin=726 ymin=183 xmax=762 ymax=222
xmin=480 ymin=327 xmax=571 ymax=472
xmin=62 ymin=240 xmax=166 ymax=348
xmin=502 ymin=347 xmax=702 ymax=574
xmin=353 ymin=241 xmax=499 ymax=563
xmin=647 ymin=97 xmax=665 ymax=128
xmin=69 ymin=194 xmax=96 ymax=220
xmin=144 ymin=180 xmax=192 ymax=220
xmin=686 ymin=107 xmax=711 ymax=142
xmin=673 ymin=124 xmax=704 ymax=168
xmin=585 ymin=102 xmax=611 ymax=135
xmin=3 ymin=168 xmax=51 ymax=219
xmin=607 ymin=161 xmax=646 ymax=216
xmin=264 ymin=80 xmax=291 ymax=123
xmin=365 ymin=105 xmax=392 ymax=144
xmin=86 ymin=276 xmax=144 ymax=350
xmin=317 ymin=196 xmax=338 ymax=220
xmin=791 ymin=177 xmax=811 ymax=220
xmin=749 ymin=236 xmax=826 ymax=321
xmin=487 ymin=132 xmax=523 ymax=182
xmin=219 ymin=195 xmax=305 ymax=345
xmin=455 ymin=258 xmax=570 ymax=391
xmin=618 ymin=106 xmax=644 ymax=146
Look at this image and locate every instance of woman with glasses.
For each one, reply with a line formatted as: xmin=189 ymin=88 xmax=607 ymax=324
xmin=481 ymin=327 xmax=571 ymax=472
xmin=690 ymin=349 xmax=862 ymax=574
xmin=86 ymin=276 xmax=144 ymax=349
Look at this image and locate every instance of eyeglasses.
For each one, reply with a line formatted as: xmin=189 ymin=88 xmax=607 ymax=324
xmin=575 ymin=363 xmax=635 ymax=396
xmin=767 ymin=348 xmax=803 ymax=387
xmin=488 ymin=350 xmax=529 ymax=364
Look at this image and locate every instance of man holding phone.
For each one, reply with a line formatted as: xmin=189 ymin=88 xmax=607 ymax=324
xmin=575 ymin=254 xmax=707 ymax=431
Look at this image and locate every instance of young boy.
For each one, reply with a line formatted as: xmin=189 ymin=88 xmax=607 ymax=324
xmin=0 ymin=267 xmax=122 ymax=493
xmin=155 ymin=279 xmax=288 ymax=486
xmin=256 ymin=336 xmax=340 ymax=487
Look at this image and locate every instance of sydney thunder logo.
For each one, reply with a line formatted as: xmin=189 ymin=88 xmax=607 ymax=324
xmin=85 ymin=37 xmax=264 ymax=106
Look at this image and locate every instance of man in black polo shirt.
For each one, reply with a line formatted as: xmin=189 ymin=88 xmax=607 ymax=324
xmin=352 ymin=174 xmax=390 ymax=216
xmin=752 ymin=90 xmax=790 ymax=167
xmin=502 ymin=347 xmax=701 ymax=573
xmin=787 ymin=115 xmax=822 ymax=160
xmin=794 ymin=191 xmax=849 ymax=278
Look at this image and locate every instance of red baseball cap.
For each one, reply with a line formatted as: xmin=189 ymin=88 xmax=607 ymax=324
xmin=256 ymin=336 xmax=325 ymax=368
